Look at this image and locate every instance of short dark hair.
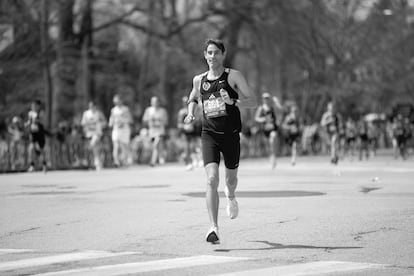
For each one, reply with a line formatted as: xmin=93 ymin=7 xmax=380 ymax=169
xmin=204 ymin=39 xmax=225 ymax=53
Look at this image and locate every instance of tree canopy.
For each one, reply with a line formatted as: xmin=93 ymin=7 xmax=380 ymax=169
xmin=1 ymin=0 xmax=413 ymax=130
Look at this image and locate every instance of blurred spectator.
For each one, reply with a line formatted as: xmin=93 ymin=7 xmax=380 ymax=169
xmin=81 ymin=101 xmax=107 ymax=170
xmin=25 ymin=100 xmax=47 ymax=172
xmin=7 ymin=116 xmax=24 ymax=170
xmin=131 ymin=128 xmax=152 ymax=164
xmin=109 ymin=94 xmax=133 ymax=167
xmin=392 ymin=113 xmax=410 ymax=160
xmin=55 ymin=121 xmax=70 ymax=168
xmin=142 ymin=96 xmax=168 ymax=166
xmin=344 ymin=117 xmax=357 ymax=160
xmin=282 ymin=105 xmax=301 ymax=165
xmin=357 ymin=115 xmax=369 ymax=161
xmin=254 ymin=93 xmax=283 ymax=169
xmin=320 ymin=102 xmax=342 ymax=164
xmin=177 ymin=96 xmax=202 ymax=170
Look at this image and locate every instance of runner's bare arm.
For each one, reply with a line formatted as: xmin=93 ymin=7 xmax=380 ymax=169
xmin=228 ymin=70 xmax=257 ymax=108
xmin=272 ymin=96 xmax=283 ymax=110
xmin=254 ymin=107 xmax=266 ymax=123
xmin=184 ymin=75 xmax=202 ymax=124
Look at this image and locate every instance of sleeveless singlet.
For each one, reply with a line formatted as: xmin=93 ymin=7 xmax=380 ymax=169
xmin=200 ymin=69 xmax=241 ymax=134
xmin=258 ymin=105 xmax=278 ymax=132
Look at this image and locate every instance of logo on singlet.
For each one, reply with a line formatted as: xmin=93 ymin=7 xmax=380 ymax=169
xmin=209 ymin=94 xmax=216 ymax=100
xmin=202 ymin=82 xmax=211 ymax=91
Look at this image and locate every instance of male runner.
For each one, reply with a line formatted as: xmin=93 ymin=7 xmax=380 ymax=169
xmin=109 ymin=94 xmax=133 ymax=167
xmin=320 ymin=102 xmax=341 ymax=164
xmin=177 ymin=96 xmax=202 ymax=170
xmin=254 ymin=93 xmax=283 ymax=168
xmin=26 ymin=100 xmax=47 ymax=172
xmin=282 ymin=105 xmax=301 ymax=166
xmin=184 ymin=39 xmax=257 ymax=243
xmin=81 ymin=101 xmax=107 ymax=170
xmin=142 ymin=96 xmax=168 ymax=166
xmin=344 ymin=117 xmax=357 ymax=160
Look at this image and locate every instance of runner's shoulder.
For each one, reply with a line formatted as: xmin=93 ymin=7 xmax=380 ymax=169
xmin=193 ymin=71 xmax=208 ymax=82
xmin=227 ymin=68 xmax=242 ymax=78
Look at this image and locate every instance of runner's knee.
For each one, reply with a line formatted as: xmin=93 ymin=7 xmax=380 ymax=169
xmin=206 ymin=174 xmax=219 ymax=189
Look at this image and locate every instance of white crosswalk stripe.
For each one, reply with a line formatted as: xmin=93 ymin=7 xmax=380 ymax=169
xmin=0 ymin=250 xmax=138 ymax=272
xmin=33 ymin=255 xmax=251 ymax=276
xmin=0 ymin=249 xmax=390 ymax=276
xmin=215 ymin=261 xmax=389 ymax=276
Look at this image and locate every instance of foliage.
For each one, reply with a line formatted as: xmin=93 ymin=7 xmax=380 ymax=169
xmin=0 ymin=0 xmax=413 ymax=131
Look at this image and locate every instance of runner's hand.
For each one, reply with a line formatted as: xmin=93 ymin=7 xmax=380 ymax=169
xmin=220 ymin=89 xmax=234 ymax=105
xmin=184 ymin=114 xmax=195 ymax=124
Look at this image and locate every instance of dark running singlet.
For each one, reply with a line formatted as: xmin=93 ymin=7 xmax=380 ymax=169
xmin=200 ymin=69 xmax=241 ymax=134
xmin=258 ymin=105 xmax=278 ymax=132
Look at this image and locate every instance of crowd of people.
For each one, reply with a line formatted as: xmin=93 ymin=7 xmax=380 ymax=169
xmin=1 ymin=97 xmax=412 ymax=174
xmin=1 ymin=95 xmax=413 ymax=173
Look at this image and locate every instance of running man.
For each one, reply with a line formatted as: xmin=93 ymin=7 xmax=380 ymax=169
xmin=344 ymin=117 xmax=357 ymax=160
xmin=392 ymin=113 xmax=409 ymax=160
xmin=7 ymin=116 xmax=24 ymax=170
xmin=254 ymin=93 xmax=283 ymax=168
xmin=142 ymin=96 xmax=168 ymax=166
xmin=177 ymin=96 xmax=202 ymax=170
xmin=109 ymin=94 xmax=133 ymax=167
xmin=26 ymin=100 xmax=47 ymax=172
xmin=81 ymin=101 xmax=107 ymax=170
xmin=282 ymin=105 xmax=301 ymax=165
xmin=357 ymin=115 xmax=370 ymax=161
xmin=184 ymin=39 xmax=257 ymax=243
xmin=320 ymin=101 xmax=341 ymax=164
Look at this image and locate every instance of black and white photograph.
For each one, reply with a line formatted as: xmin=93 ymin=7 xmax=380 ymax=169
xmin=0 ymin=0 xmax=413 ymax=275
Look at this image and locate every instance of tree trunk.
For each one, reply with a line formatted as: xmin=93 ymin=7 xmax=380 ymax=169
xmin=40 ymin=0 xmax=53 ymax=129
xmin=54 ymin=0 xmax=79 ymax=125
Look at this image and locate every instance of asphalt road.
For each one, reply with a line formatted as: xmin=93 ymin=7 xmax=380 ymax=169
xmin=0 ymin=153 xmax=413 ymax=275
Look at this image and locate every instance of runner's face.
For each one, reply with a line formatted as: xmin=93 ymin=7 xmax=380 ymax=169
xmin=204 ymin=44 xmax=225 ymax=68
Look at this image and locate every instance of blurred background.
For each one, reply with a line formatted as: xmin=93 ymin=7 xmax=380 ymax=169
xmin=0 ymin=0 xmax=413 ymax=171
xmin=1 ymin=0 xmax=414 ymax=127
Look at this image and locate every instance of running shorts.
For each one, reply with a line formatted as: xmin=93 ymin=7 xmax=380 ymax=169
xmin=201 ymin=131 xmax=240 ymax=169
xmin=30 ymin=131 xmax=46 ymax=150
xmin=112 ymin=129 xmax=131 ymax=144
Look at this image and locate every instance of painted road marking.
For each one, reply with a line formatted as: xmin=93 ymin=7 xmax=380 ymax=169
xmin=215 ymin=261 xmax=388 ymax=276
xmin=0 ymin=249 xmax=35 ymax=255
xmin=0 ymin=250 xmax=139 ymax=272
xmin=33 ymin=255 xmax=251 ymax=276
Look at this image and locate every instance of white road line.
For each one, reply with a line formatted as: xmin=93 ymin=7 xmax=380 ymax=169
xmin=0 ymin=249 xmax=35 ymax=255
xmin=0 ymin=250 xmax=139 ymax=272
xmin=33 ymin=255 xmax=251 ymax=276
xmin=215 ymin=261 xmax=388 ymax=276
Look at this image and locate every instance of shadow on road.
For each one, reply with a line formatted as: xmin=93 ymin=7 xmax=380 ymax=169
xmin=184 ymin=191 xmax=326 ymax=198
xmin=214 ymin=240 xmax=363 ymax=252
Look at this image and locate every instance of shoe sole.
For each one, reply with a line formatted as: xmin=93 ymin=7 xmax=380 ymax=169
xmin=206 ymin=231 xmax=220 ymax=244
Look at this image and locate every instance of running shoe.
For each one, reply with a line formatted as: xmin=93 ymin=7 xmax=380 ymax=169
xmin=205 ymin=226 xmax=220 ymax=244
xmin=226 ymin=197 xmax=239 ymax=219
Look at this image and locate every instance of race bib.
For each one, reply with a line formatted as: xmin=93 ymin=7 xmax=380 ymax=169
xmin=203 ymin=97 xmax=227 ymax=118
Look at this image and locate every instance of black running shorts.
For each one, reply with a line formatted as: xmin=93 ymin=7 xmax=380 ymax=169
xmin=201 ymin=131 xmax=240 ymax=169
